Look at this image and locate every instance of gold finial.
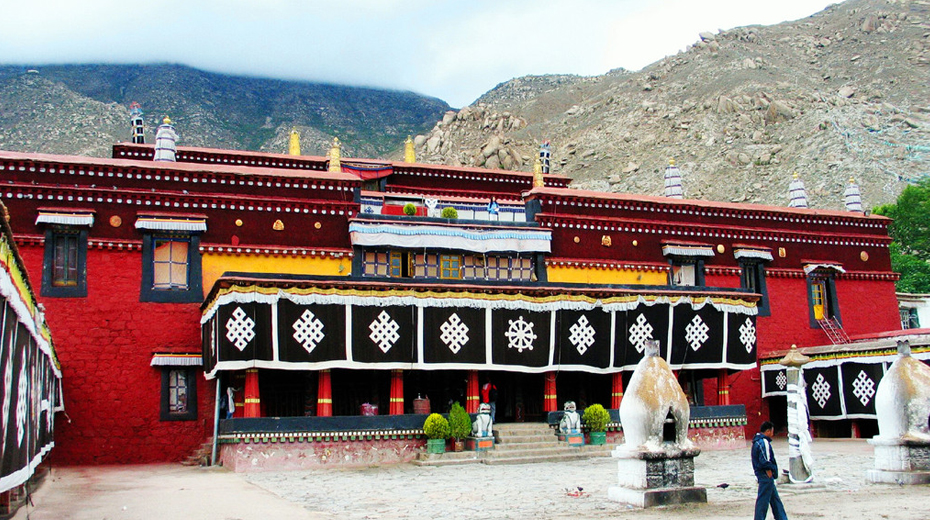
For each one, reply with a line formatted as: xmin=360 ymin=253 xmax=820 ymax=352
xmin=163 ymin=116 xmax=171 ymax=124
xmin=404 ymin=136 xmax=416 ymax=163
xmin=289 ymin=129 xmax=301 ymax=156
xmin=793 ymin=172 xmax=799 ymax=179
xmin=533 ymin=157 xmax=544 ymax=188
xmin=669 ymin=158 xmax=676 ymax=166
xmin=849 ymin=177 xmax=856 ymax=184
xmin=328 ymin=137 xmax=342 ymax=172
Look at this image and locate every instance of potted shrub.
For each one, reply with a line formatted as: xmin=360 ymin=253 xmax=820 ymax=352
xmin=403 ymin=203 xmax=417 ymax=216
xmin=423 ymin=413 xmax=450 ymax=454
xmin=447 ymin=402 xmax=471 ymax=452
xmin=582 ymin=404 xmax=610 ymax=445
xmin=441 ymin=206 xmax=458 ymax=219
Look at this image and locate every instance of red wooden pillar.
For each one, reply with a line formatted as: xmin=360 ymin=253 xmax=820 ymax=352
xmin=389 ymin=369 xmax=404 ymax=415
xmin=717 ymin=369 xmax=730 ymax=406
xmin=611 ymin=372 xmax=624 ymax=409
xmin=243 ymin=368 xmax=261 ymax=418
xmin=544 ymin=372 xmax=557 ymax=412
xmin=466 ymin=370 xmax=479 ymax=413
xmin=317 ymin=369 xmax=333 ymax=417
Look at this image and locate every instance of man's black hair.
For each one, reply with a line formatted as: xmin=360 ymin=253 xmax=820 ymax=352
xmin=760 ymin=420 xmax=775 ymax=433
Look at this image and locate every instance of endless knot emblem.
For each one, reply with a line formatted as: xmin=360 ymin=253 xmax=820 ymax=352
xmin=293 ymin=309 xmax=325 ymax=354
xmin=16 ymin=364 xmax=26 ymax=447
xmin=569 ymin=315 xmax=596 ymax=356
xmin=810 ymin=373 xmax=832 ymax=409
xmin=685 ymin=315 xmax=710 ymax=351
xmin=852 ymin=370 xmax=876 ymax=407
xmin=629 ymin=313 xmax=654 ymax=353
xmin=505 ymin=316 xmax=537 ymax=353
xmin=739 ymin=318 xmax=756 ymax=354
xmin=369 ymin=311 xmax=400 ymax=354
xmin=225 ymin=306 xmax=256 ymax=351
xmin=440 ymin=313 xmax=470 ymax=354
xmin=775 ymin=371 xmax=787 ymax=391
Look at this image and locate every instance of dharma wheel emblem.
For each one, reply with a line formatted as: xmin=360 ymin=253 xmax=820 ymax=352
xmin=505 ymin=316 xmax=537 ymax=353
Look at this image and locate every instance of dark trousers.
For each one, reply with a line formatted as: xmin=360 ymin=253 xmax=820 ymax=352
xmin=754 ymin=477 xmax=787 ymax=520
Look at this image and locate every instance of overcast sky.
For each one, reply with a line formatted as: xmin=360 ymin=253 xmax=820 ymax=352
xmin=0 ymin=0 xmax=837 ymax=108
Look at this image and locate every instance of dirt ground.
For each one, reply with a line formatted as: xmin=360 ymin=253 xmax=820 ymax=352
xmin=15 ymin=439 xmax=930 ymax=520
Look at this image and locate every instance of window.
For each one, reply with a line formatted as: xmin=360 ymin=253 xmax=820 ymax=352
xmin=440 ymin=254 xmax=462 ymax=279
xmin=739 ymin=261 xmax=770 ymax=316
xmin=670 ymin=261 xmax=698 ymax=286
xmin=160 ymin=368 xmax=197 ymax=421
xmin=807 ymin=274 xmax=841 ymax=327
xmin=153 ymin=238 xmax=189 ymax=289
xmin=901 ymin=308 xmax=920 ymax=329
xmin=42 ymin=227 xmax=88 ymax=298
xmin=140 ymin=233 xmax=202 ymax=303
xmin=662 ymin=242 xmax=713 ymax=287
xmin=389 ymin=251 xmax=411 ymax=278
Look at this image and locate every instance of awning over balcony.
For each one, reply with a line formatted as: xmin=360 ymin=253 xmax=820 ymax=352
xmin=760 ymin=331 xmax=930 ymax=420
xmin=201 ymin=277 xmax=758 ymax=378
xmin=348 ymin=221 xmax=551 ymax=254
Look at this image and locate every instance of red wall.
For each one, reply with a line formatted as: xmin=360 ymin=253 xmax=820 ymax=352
xmin=20 ymin=246 xmax=213 ymax=464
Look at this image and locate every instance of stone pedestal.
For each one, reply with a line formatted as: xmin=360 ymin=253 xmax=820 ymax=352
xmin=607 ymin=447 xmax=707 ymax=508
xmin=867 ymin=438 xmax=930 ymax=484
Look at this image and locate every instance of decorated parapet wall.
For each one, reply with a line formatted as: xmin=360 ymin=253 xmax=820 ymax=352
xmin=202 ymin=278 xmax=758 ymax=377
xmin=0 ymin=202 xmax=62 ymax=493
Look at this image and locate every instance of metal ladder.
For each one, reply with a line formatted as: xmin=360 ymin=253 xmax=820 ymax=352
xmin=817 ymin=317 xmax=850 ymax=344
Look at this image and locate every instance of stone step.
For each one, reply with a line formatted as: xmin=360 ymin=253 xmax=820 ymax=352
xmin=485 ymin=446 xmax=584 ymax=458
xmin=492 ymin=441 xmax=564 ymax=452
xmin=495 ymin=433 xmax=557 ymax=444
xmin=413 ymin=451 xmax=484 ymax=467
xmin=495 ymin=422 xmax=550 ymax=432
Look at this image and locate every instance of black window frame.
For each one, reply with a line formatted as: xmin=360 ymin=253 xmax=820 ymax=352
xmin=41 ymin=226 xmax=88 ymax=298
xmin=739 ymin=259 xmax=770 ymax=317
xmin=667 ymin=257 xmax=706 ymax=287
xmin=159 ymin=367 xmax=198 ymax=421
xmin=140 ymin=232 xmax=203 ymax=303
xmin=806 ymin=273 xmax=841 ymax=328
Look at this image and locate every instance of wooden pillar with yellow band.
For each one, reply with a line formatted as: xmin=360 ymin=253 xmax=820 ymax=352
xmin=389 ymin=369 xmax=404 ymax=415
xmin=717 ymin=368 xmax=730 ymax=406
xmin=317 ymin=369 xmax=333 ymax=416
xmin=466 ymin=370 xmax=479 ymax=413
xmin=244 ymin=369 xmax=261 ymax=418
xmin=543 ymin=372 xmax=557 ymax=413
xmin=611 ymin=372 xmax=624 ymax=409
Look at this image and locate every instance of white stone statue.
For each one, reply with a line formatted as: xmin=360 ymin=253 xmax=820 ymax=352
xmin=559 ymin=401 xmax=581 ymax=433
xmin=472 ymin=402 xmax=493 ymax=437
xmin=425 ymin=198 xmax=439 ymax=218
xmin=618 ymin=340 xmax=692 ymax=452
xmin=874 ymin=341 xmax=930 ymax=442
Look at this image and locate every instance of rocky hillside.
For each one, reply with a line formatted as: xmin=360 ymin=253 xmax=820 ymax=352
xmin=0 ymin=64 xmax=450 ymax=159
xmin=408 ymin=0 xmax=930 ymax=210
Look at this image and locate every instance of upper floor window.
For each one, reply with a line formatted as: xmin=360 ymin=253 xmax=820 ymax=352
xmin=440 ymin=254 xmax=462 ymax=279
xmin=662 ymin=241 xmax=714 ymax=287
xmin=803 ymin=262 xmax=845 ymax=328
xmin=37 ymin=209 xmax=93 ymax=298
xmin=901 ymin=307 xmax=920 ymax=329
xmin=734 ymin=246 xmax=773 ymax=316
xmin=137 ymin=214 xmax=205 ymax=303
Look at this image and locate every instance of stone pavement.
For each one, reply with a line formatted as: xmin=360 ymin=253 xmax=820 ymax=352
xmin=15 ymin=439 xmax=930 ymax=519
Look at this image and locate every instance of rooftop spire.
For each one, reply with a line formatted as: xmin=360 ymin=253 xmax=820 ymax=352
xmin=288 ymin=129 xmax=301 ymax=156
xmin=328 ymin=137 xmax=342 ymax=172
xmin=844 ymin=177 xmax=863 ymax=212
xmin=129 ymin=102 xmax=145 ymax=144
xmin=404 ymin=136 xmax=416 ymax=163
xmin=153 ymin=117 xmax=178 ymax=162
xmin=788 ymin=172 xmax=809 ymax=208
xmin=538 ymin=141 xmax=551 ymax=174
xmin=663 ymin=159 xmax=683 ymax=199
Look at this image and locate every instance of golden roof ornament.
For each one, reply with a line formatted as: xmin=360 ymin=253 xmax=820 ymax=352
xmin=163 ymin=117 xmax=171 ymax=124
xmin=288 ymin=129 xmax=301 ymax=156
xmin=533 ymin=157 xmax=544 ymax=188
xmin=779 ymin=344 xmax=811 ymax=367
xmin=404 ymin=136 xmax=416 ymax=163
xmin=328 ymin=137 xmax=342 ymax=172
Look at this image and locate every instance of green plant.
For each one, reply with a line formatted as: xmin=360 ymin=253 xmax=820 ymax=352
xmin=423 ymin=413 xmax=451 ymax=440
xmin=441 ymin=206 xmax=458 ymax=219
xmin=403 ymin=203 xmax=417 ymax=216
xmin=582 ymin=404 xmax=610 ymax=432
xmin=448 ymin=402 xmax=471 ymax=440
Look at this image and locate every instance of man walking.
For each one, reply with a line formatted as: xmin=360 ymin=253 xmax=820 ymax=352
xmin=752 ymin=421 xmax=788 ymax=520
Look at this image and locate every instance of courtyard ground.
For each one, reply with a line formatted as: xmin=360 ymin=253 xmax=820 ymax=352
xmin=14 ymin=439 xmax=930 ymax=519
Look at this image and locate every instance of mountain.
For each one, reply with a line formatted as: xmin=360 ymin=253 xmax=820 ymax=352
xmin=408 ymin=0 xmax=930 ymax=210
xmin=0 ymin=64 xmax=450 ymax=159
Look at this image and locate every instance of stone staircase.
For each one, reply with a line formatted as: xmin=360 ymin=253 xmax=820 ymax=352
xmin=181 ymin=438 xmax=214 ymax=466
xmin=414 ymin=423 xmax=612 ymax=467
